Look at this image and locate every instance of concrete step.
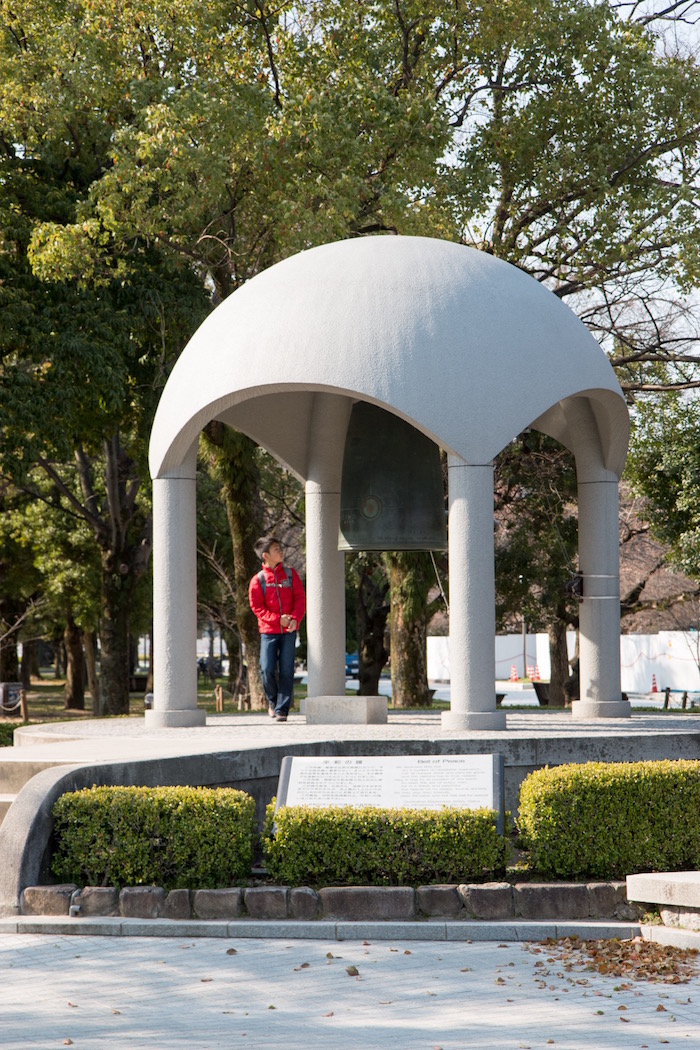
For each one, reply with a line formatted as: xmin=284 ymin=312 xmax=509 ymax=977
xmin=0 ymin=749 xmax=84 ymax=828
xmin=0 ymin=793 xmax=16 ymax=824
xmin=627 ymin=871 xmax=700 ymax=909
xmin=0 ymin=750 xmax=77 ymax=795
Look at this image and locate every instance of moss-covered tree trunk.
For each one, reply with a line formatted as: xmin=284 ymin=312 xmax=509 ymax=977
xmin=384 ymin=552 xmax=434 ymax=707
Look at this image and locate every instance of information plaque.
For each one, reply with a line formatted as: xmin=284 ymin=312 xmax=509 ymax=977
xmin=275 ymin=754 xmax=505 ymax=833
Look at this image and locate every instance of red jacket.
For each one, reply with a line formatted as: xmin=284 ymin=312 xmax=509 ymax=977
xmin=248 ymin=563 xmax=306 ymax=635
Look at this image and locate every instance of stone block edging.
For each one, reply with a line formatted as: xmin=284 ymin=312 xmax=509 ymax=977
xmin=20 ymin=880 xmax=641 ymax=923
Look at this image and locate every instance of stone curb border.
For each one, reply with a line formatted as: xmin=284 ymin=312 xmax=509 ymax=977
xmin=0 ymin=915 xmax=643 ymax=943
xmin=20 ymin=880 xmax=640 ymax=925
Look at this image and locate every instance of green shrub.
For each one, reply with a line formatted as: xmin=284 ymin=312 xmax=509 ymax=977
xmin=0 ymin=723 xmax=17 ymax=748
xmin=518 ymin=760 xmax=700 ymax=879
xmin=263 ymin=804 xmax=507 ymax=886
xmin=51 ymin=785 xmax=256 ymax=889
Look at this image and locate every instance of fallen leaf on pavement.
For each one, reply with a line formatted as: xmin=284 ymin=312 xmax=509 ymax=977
xmin=226 ymin=948 xmax=237 ymax=956
xmin=345 ymin=965 xmax=359 ymax=976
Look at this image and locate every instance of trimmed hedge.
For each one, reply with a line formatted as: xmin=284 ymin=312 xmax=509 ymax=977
xmin=51 ymin=785 xmax=256 ymax=890
xmin=518 ymin=760 xmax=700 ymax=879
xmin=263 ymin=803 xmax=507 ymax=886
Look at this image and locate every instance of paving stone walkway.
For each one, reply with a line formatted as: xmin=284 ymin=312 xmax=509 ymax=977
xmin=2 ymin=932 xmax=700 ymax=1049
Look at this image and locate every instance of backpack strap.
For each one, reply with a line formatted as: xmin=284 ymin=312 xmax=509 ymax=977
xmin=257 ymin=567 xmax=292 ymax=595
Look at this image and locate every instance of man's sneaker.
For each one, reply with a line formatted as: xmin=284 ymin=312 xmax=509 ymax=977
xmin=276 ymin=714 xmax=288 ymax=722
xmin=268 ymin=705 xmax=276 ymax=718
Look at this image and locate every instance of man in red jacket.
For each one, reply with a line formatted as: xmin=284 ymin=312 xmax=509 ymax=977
xmin=248 ymin=536 xmax=306 ymax=722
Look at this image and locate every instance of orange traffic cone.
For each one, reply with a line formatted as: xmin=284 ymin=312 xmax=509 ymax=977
xmin=510 ymin=665 xmax=518 ymax=682
xmin=533 ymin=665 xmax=541 ymax=681
xmin=651 ymin=674 xmax=658 ymax=693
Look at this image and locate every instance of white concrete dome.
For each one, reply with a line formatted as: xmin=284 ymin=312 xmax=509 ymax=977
xmin=149 ymin=236 xmax=629 ymax=479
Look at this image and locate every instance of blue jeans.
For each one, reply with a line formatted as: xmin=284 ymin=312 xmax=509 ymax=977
xmin=260 ymin=632 xmax=296 ymax=715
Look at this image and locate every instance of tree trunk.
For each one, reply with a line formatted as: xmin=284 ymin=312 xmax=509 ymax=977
xmin=385 ymin=552 xmax=433 ymax=707
xmin=564 ymin=631 xmax=580 ymax=705
xmin=20 ymin=642 xmax=32 ymax=690
xmin=99 ymin=559 xmax=132 ymax=715
xmin=145 ymin=627 xmax=154 ymax=694
xmin=52 ymin=627 xmax=66 ymax=679
xmin=356 ymin=562 xmax=390 ymax=695
xmin=129 ymin=634 xmax=138 ymax=675
xmin=202 ymin=423 xmax=267 ymax=709
xmin=84 ymin=630 xmax=102 ymax=715
xmin=20 ymin=639 xmax=39 ymax=689
xmin=76 ymin=436 xmax=152 ymax=716
xmin=0 ymin=597 xmax=23 ymax=681
xmin=0 ymin=638 xmax=19 ymax=682
xmin=63 ymin=615 xmax=86 ymax=710
xmin=547 ymin=620 xmax=570 ymax=707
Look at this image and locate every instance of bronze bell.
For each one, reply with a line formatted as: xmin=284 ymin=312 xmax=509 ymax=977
xmin=338 ymin=402 xmax=447 ymax=551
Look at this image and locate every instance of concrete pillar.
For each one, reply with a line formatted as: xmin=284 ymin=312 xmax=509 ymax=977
xmin=571 ymin=472 xmax=630 ymax=719
xmin=442 ymin=457 xmax=506 ymax=731
xmin=305 ymin=394 xmax=350 ymax=698
xmin=146 ymin=449 xmax=205 ymax=728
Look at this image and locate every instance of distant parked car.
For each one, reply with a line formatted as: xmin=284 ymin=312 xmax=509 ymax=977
xmin=345 ymin=652 xmax=359 ymax=678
